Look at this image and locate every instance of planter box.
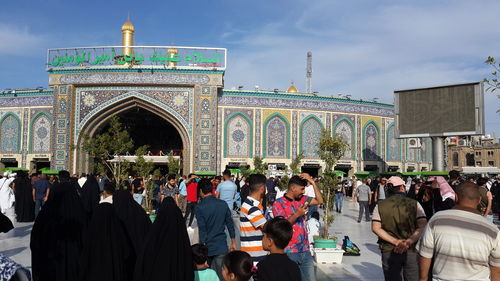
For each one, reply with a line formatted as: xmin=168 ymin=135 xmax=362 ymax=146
xmin=313 ymin=248 xmax=345 ymax=264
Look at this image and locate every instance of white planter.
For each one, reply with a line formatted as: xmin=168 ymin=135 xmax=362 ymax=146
xmin=313 ymin=248 xmax=345 ymax=264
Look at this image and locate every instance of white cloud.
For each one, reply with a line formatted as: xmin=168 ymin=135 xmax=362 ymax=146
xmin=0 ymin=24 xmax=48 ymax=55
xmin=223 ymin=0 xmax=500 ymax=134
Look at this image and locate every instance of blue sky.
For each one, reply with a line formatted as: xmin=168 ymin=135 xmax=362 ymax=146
xmin=0 ymin=0 xmax=499 ymax=136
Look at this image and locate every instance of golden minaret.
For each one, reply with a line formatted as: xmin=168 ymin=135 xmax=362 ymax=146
xmin=121 ymin=15 xmax=135 ymax=57
xmin=167 ymin=43 xmax=178 ymax=67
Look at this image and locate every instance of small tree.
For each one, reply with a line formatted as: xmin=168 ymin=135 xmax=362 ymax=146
xmin=239 ymin=165 xmax=255 ymax=178
xmin=167 ymin=155 xmax=180 ymax=176
xmin=484 ymin=56 xmax=500 ymax=92
xmin=81 ymin=116 xmax=134 ymax=187
xmin=253 ymin=156 xmax=268 ymax=174
xmin=289 ymin=152 xmax=304 ymax=175
xmin=134 ymin=145 xmax=155 ymax=211
xmin=483 ymin=56 xmax=500 ymax=112
xmin=317 ymin=129 xmax=348 ymax=238
xmin=278 ymin=174 xmax=290 ymax=191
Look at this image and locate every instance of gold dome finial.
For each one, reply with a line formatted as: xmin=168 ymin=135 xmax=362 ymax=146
xmin=121 ymin=13 xmax=135 ymax=31
xmin=121 ymin=14 xmax=135 ymax=57
xmin=287 ymin=81 xmax=299 ymax=93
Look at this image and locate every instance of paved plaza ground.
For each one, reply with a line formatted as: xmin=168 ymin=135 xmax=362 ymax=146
xmin=0 ymin=200 xmax=384 ymax=280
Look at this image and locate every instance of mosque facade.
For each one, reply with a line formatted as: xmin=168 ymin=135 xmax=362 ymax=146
xmin=0 ymin=21 xmax=433 ymax=176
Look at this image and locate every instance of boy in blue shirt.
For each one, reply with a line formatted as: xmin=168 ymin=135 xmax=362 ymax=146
xmin=192 ymin=243 xmax=220 ymax=281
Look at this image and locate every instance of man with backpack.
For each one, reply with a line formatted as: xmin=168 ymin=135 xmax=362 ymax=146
xmin=371 ymin=176 xmax=427 ymax=281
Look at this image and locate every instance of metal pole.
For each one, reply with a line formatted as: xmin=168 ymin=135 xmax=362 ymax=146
xmin=432 ymin=137 xmax=445 ymax=171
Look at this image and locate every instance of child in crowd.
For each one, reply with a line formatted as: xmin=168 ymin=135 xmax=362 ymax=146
xmin=257 ymin=217 xmax=302 ymax=281
xmin=192 ymin=243 xmax=220 ymax=281
xmin=221 ymin=251 xmax=254 ymax=281
xmin=307 ymin=211 xmax=321 ymax=247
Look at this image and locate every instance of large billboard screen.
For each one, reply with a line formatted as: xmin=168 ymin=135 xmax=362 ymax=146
xmin=395 ymin=82 xmax=484 ymax=138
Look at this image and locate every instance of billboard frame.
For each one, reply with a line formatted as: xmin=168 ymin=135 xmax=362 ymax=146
xmin=394 ymin=82 xmax=485 ymax=138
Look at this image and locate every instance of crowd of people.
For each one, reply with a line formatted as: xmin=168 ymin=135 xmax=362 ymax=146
xmin=0 ymin=169 xmax=324 ymax=281
xmin=346 ymin=172 xmax=500 ymax=281
xmin=2 ymin=167 xmax=500 ymax=281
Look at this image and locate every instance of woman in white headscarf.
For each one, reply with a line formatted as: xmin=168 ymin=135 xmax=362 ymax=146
xmin=0 ymin=172 xmax=16 ymax=222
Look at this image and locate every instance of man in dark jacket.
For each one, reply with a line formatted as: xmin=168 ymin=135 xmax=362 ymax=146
xmin=195 ymin=178 xmax=236 ymax=280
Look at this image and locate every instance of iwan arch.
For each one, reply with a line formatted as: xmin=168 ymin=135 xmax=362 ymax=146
xmin=0 ymin=20 xmax=433 ymax=176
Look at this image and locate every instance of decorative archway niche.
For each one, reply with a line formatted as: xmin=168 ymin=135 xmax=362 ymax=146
xmin=75 ymin=96 xmax=191 ymax=174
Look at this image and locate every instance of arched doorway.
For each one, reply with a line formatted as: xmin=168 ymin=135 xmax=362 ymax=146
xmin=95 ymin=108 xmax=183 ymax=155
xmin=75 ymin=96 xmax=191 ymax=175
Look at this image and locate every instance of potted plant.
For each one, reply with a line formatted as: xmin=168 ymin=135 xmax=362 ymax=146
xmin=133 ymin=145 xmax=156 ymax=221
xmin=313 ymin=130 xmax=348 ymax=264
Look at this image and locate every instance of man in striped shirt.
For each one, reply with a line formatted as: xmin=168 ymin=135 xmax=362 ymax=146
xmin=240 ymin=174 xmax=268 ymax=264
xmin=417 ymin=182 xmax=500 ymax=281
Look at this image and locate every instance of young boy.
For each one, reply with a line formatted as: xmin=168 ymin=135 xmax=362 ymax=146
xmin=257 ymin=217 xmax=302 ymax=281
xmin=192 ymin=243 xmax=220 ymax=281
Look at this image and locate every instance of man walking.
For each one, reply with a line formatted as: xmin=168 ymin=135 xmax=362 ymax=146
xmin=477 ymin=177 xmax=493 ymax=221
xmin=240 ymin=174 xmax=268 ymax=264
xmin=371 ymin=176 xmax=427 ymax=281
xmin=216 ymin=170 xmax=237 ymax=212
xmin=195 ymin=178 xmax=236 ymax=280
xmin=418 ymin=182 xmax=500 ymax=281
xmin=32 ymin=173 xmax=51 ymax=218
xmin=178 ymin=175 xmax=188 ymax=213
xmin=184 ymin=174 xmax=199 ymax=227
xmin=356 ymin=179 xmax=372 ymax=223
xmin=272 ymin=174 xmax=323 ymax=281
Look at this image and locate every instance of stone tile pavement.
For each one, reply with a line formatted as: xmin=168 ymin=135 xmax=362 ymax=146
xmin=0 ymin=200 xmax=384 ymax=280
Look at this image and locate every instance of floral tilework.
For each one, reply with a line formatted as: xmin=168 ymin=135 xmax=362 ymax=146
xmin=335 ymin=120 xmax=354 ymax=159
xmin=226 ymin=114 xmax=250 ymax=157
xmin=300 ymin=117 xmax=322 ymax=158
xmin=364 ymin=123 xmax=379 ymax=160
xmin=1 ymin=114 xmax=20 ymax=153
xmin=386 ymin=124 xmax=399 ymax=161
xmin=31 ymin=114 xmax=51 ymax=153
xmin=265 ymin=116 xmax=287 ymax=158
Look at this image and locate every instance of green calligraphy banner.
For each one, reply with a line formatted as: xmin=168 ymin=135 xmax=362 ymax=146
xmin=47 ymin=46 xmax=226 ymax=69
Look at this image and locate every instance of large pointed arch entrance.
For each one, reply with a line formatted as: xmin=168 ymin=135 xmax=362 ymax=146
xmin=74 ymin=96 xmax=191 ymax=174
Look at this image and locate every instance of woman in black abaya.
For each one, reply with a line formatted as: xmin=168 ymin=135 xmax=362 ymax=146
xmin=80 ymin=175 xmax=100 ymax=221
xmin=0 ymin=211 xmax=13 ymax=233
xmin=31 ymin=180 xmax=87 ymax=281
xmin=113 ymin=190 xmax=151 ymax=256
xmin=80 ymin=203 xmax=134 ymax=281
xmin=13 ymin=171 xmax=35 ymax=222
xmin=134 ymin=197 xmax=194 ymax=281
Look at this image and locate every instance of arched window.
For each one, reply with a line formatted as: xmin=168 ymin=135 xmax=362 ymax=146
xmin=225 ymin=114 xmax=252 ymax=157
xmin=453 ymin=152 xmax=459 ymax=167
xmin=334 ymin=119 xmax=354 ymax=159
xmin=31 ymin=113 xmax=51 ymax=153
xmin=300 ymin=117 xmax=322 ymax=158
xmin=364 ymin=122 xmax=379 ymax=160
xmin=0 ymin=114 xmax=21 ymax=153
xmin=264 ymin=115 xmax=288 ymax=158
xmin=386 ymin=124 xmax=399 ymax=161
xmin=466 ymin=153 xmax=475 ymax=166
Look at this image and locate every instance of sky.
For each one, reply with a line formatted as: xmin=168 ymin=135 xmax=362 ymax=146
xmin=0 ymin=0 xmax=499 ymax=136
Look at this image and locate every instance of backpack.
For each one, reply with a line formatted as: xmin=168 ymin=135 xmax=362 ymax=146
xmin=342 ymin=236 xmax=361 ymax=256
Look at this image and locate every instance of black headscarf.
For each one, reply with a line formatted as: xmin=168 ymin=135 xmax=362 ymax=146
xmin=80 ymin=175 xmax=100 ymax=221
xmin=0 ymin=211 xmax=13 ymax=233
xmin=113 ymin=190 xmax=152 ymax=256
xmin=31 ymin=181 xmax=87 ymax=281
xmin=80 ymin=203 xmax=134 ymax=281
xmin=133 ymin=197 xmax=194 ymax=281
xmin=14 ymin=171 xmax=35 ymax=222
